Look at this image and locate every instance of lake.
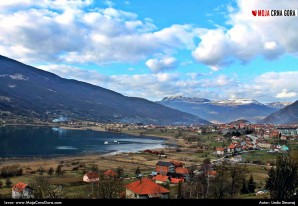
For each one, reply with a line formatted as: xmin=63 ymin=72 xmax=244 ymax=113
xmin=0 ymin=126 xmax=166 ymax=157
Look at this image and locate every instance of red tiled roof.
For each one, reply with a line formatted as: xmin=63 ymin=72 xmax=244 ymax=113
xmin=85 ymin=172 xmax=99 ymax=180
xmin=125 ymin=178 xmax=169 ymax=195
xmin=170 ymin=178 xmax=183 ymax=184
xmin=170 ymin=160 xmax=184 ymax=167
xmin=175 ymin=167 xmax=189 ymax=174
xmin=208 ymin=170 xmax=217 ymax=176
xmin=216 ymin=147 xmax=225 ymax=151
xmin=229 ymin=143 xmax=236 ymax=149
xmin=12 ymin=182 xmax=28 ymax=192
xmin=153 ymin=174 xmax=169 ymax=182
xmin=104 ymin=170 xmax=117 ymax=177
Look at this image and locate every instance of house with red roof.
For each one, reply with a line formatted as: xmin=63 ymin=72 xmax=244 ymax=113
xmin=125 ymin=178 xmax=170 ymax=199
xmin=12 ymin=182 xmax=34 ymax=199
xmin=216 ymin=147 xmax=225 ymax=156
xmin=227 ymin=143 xmax=236 ymax=154
xmin=170 ymin=177 xmax=184 ymax=184
xmin=175 ymin=167 xmax=189 ymax=175
xmin=170 ymin=160 xmax=184 ymax=168
xmin=152 ymin=174 xmax=169 ymax=185
xmin=83 ymin=172 xmax=99 ymax=183
xmin=156 ymin=161 xmax=175 ymax=175
xmin=104 ymin=169 xmax=117 ymax=178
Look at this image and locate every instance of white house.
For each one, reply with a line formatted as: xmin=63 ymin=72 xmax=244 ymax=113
xmin=83 ymin=172 xmax=99 ymax=183
xmin=12 ymin=182 xmax=34 ymax=199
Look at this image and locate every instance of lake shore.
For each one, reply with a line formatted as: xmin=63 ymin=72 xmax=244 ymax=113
xmin=0 ymin=125 xmax=192 ymax=174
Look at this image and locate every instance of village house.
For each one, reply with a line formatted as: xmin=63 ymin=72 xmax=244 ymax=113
xmin=83 ymin=172 xmax=99 ymax=183
xmin=216 ymin=147 xmax=225 ymax=156
xmin=152 ymin=174 xmax=169 ymax=185
xmin=12 ymin=182 xmax=34 ymax=199
xmin=175 ymin=167 xmax=190 ymax=181
xmin=156 ymin=161 xmax=175 ymax=175
xmin=125 ymin=178 xmax=170 ymax=199
xmin=227 ymin=143 xmax=236 ymax=154
xmin=258 ymin=142 xmax=272 ymax=149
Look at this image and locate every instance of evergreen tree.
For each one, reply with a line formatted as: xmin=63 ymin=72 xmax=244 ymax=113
xmin=116 ymin=167 xmax=124 ymax=178
xmin=265 ymin=155 xmax=298 ymax=199
xmin=5 ymin=178 xmax=12 ymax=187
xmin=247 ymin=174 xmax=256 ymax=193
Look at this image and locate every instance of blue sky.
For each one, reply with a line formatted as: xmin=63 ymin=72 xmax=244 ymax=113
xmin=0 ymin=0 xmax=297 ymax=103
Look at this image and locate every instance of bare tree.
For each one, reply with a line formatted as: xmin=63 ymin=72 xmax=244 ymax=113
xmin=88 ymin=174 xmax=124 ymax=199
xmin=29 ymin=176 xmax=63 ymax=199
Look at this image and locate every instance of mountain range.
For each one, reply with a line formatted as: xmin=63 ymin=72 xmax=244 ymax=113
xmin=157 ymin=96 xmax=293 ymax=124
xmin=0 ymin=55 xmax=210 ymax=125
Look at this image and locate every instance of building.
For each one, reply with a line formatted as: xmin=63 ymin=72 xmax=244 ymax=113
xmin=12 ymin=182 xmax=34 ymax=199
xmin=125 ymin=178 xmax=170 ymax=199
xmin=277 ymin=128 xmax=298 ymax=136
xmin=83 ymin=172 xmax=99 ymax=183
xmin=152 ymin=174 xmax=169 ymax=184
xmin=216 ymin=147 xmax=225 ymax=156
xmin=156 ymin=161 xmax=175 ymax=175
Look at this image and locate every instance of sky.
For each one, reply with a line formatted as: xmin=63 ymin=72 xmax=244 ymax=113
xmin=0 ymin=0 xmax=297 ymax=103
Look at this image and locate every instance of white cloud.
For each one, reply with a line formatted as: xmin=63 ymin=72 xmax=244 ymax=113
xmin=0 ymin=1 xmax=198 ymax=66
xmin=102 ymin=0 xmax=115 ymax=8
xmin=276 ymin=89 xmax=297 ymax=98
xmin=145 ymin=57 xmax=178 ymax=73
xmin=38 ymin=65 xmax=298 ymax=102
xmin=192 ymin=0 xmax=298 ymax=66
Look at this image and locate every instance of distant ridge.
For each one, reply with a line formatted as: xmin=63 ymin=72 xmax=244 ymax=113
xmin=260 ymin=101 xmax=298 ymax=124
xmin=157 ymin=96 xmax=286 ymax=123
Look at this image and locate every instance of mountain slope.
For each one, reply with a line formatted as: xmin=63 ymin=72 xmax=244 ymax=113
xmin=0 ymin=55 xmax=210 ymax=125
xmin=260 ymin=101 xmax=298 ymax=124
xmin=157 ymin=96 xmax=278 ymax=123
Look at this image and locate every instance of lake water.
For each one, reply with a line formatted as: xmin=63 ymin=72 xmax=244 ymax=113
xmin=0 ymin=126 xmax=166 ymax=157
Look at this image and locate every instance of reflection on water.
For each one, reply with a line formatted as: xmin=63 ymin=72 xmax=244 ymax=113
xmin=0 ymin=126 xmax=165 ymax=157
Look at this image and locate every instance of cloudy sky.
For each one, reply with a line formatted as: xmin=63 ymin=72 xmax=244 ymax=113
xmin=0 ymin=0 xmax=297 ymax=103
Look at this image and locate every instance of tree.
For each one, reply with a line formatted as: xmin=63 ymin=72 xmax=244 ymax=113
xmin=241 ymin=178 xmax=248 ymax=194
xmin=265 ymin=154 xmax=298 ymax=199
xmin=29 ymin=176 xmax=63 ymax=199
xmin=55 ymin=165 xmax=63 ymax=176
xmin=90 ymin=164 xmax=99 ymax=172
xmin=47 ymin=167 xmax=54 ymax=176
xmin=209 ymin=162 xmax=230 ymax=199
xmin=89 ymin=174 xmax=124 ymax=199
xmin=116 ymin=167 xmax=124 ymax=178
xmin=5 ymin=178 xmax=12 ymax=187
xmin=229 ymin=163 xmax=247 ymax=196
xmin=135 ymin=167 xmax=141 ymax=177
xmin=247 ymin=174 xmax=256 ymax=193
xmin=37 ymin=166 xmax=45 ymax=176
xmin=0 ymin=180 xmax=3 ymax=188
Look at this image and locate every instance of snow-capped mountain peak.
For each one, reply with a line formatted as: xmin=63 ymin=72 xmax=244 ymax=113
xmin=213 ymin=98 xmax=263 ymax=106
xmin=265 ymin=102 xmax=292 ymax=109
